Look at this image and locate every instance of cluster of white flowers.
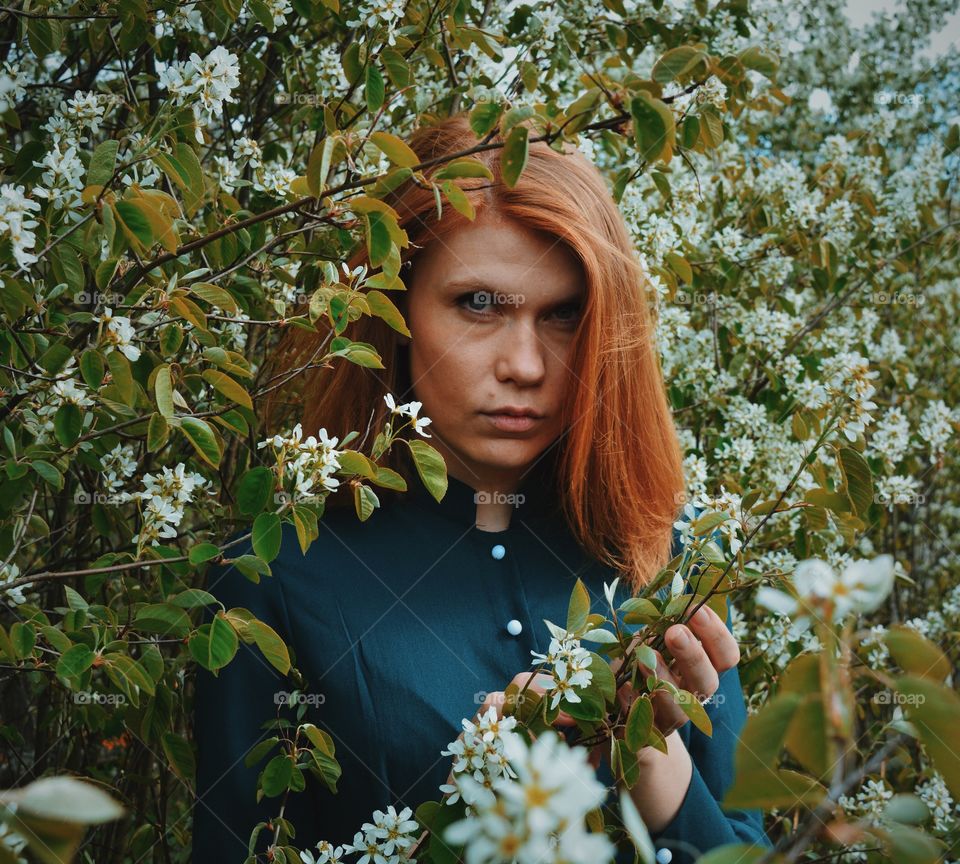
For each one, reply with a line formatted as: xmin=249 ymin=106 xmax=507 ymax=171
xmin=298 ymin=838 xmax=348 ymax=864
xmin=157 ymin=46 xmax=241 ymax=143
xmin=837 ymin=777 xmax=894 ymax=827
xmin=663 ymin=74 xmax=729 ymax=120
xmin=915 ymin=771 xmax=958 ymax=834
xmin=154 ymin=4 xmax=206 ymax=38
xmin=346 ymin=0 xmax=407 ymax=46
xmin=0 ymin=58 xmax=28 ymax=112
xmin=918 ymin=399 xmax=956 ymax=458
xmin=443 ymin=730 xmax=615 ymax=864
xmin=0 ymin=562 xmax=30 ymax=605
xmin=106 ymin=464 xmax=210 ymax=546
xmin=95 ymin=307 xmax=141 ymax=362
xmin=819 ymin=351 xmax=880 ymax=442
xmin=874 ymin=474 xmax=922 ymax=506
xmin=383 ymin=394 xmax=433 ymax=437
xmin=529 ymin=622 xmax=594 ymax=710
xmin=0 ymin=183 xmax=42 ymax=269
xmin=257 ymin=422 xmax=343 ymax=498
xmin=756 ymin=555 xmax=895 ymax=636
xmin=42 ymin=91 xmax=110 ymax=146
xmin=102 ymin=443 xmax=139 ymax=493
xmin=440 ymin=706 xmax=519 ymax=808
xmin=33 ymin=370 xmax=95 ymax=440
xmin=343 ymin=805 xmax=419 ymax=864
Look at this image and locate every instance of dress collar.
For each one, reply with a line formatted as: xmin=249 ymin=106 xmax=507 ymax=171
xmin=403 ymin=447 xmax=563 ymax=529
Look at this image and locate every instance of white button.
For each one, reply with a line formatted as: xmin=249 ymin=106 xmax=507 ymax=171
xmin=656 ymin=848 xmax=673 ymax=864
xmin=506 ymin=619 xmax=522 ymax=636
xmin=491 ymin=544 xmax=506 ymax=560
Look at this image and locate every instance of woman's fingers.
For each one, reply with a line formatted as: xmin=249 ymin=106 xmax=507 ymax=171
xmin=665 ymin=619 xmax=720 ymax=703
xmin=683 ymin=604 xmax=741 ymax=671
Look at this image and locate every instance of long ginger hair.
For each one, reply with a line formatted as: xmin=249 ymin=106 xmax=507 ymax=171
xmin=262 ymin=111 xmax=686 ymax=594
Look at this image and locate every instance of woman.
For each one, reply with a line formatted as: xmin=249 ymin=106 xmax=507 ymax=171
xmin=191 ymin=112 xmax=771 ymax=863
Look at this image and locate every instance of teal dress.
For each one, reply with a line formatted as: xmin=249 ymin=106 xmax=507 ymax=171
xmin=191 ymin=457 xmax=770 ymax=863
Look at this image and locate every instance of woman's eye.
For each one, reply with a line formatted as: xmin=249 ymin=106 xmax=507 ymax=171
xmin=458 ymin=292 xmax=497 ymax=315
xmin=552 ymin=304 xmax=582 ymax=324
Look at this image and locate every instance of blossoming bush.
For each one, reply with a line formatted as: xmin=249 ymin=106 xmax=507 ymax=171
xmin=0 ymin=0 xmax=958 ymax=862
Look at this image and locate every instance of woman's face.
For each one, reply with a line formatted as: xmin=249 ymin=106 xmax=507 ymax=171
xmin=404 ymin=211 xmax=585 ymax=492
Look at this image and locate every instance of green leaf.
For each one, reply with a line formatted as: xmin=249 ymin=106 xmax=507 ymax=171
xmin=207 ymin=612 xmax=239 ymax=671
xmin=161 ymin=732 xmax=196 ymax=782
xmin=500 ymin=124 xmax=529 ymax=188
xmin=147 ymin=413 xmax=168 ymax=452
xmin=155 ymin=364 xmax=175 ymax=418
xmin=252 ymin=512 xmax=282 ymax=563
xmin=365 ymin=289 xmax=409 ymax=336
xmin=189 ymin=543 xmax=222 ymax=565
xmin=134 ymin=603 xmax=191 ymax=639
xmin=54 ymin=403 xmax=83 ymax=447
xmin=369 ymin=131 xmax=419 ymax=168
xmin=630 ymin=91 xmax=675 ymax=164
xmin=652 ymin=46 xmax=706 ymax=83
xmin=432 ymin=158 xmax=493 ymax=181
xmin=31 ymin=460 xmax=63 ymax=490
xmin=202 ymin=368 xmax=253 ymax=409
xmin=261 ymin=754 xmax=293 ymax=797
xmin=440 ymin=180 xmax=475 ymax=220
xmin=625 ymin=694 xmax=654 ymax=752
xmin=894 ymin=677 xmax=960 ymax=800
xmin=106 ymin=349 xmax=135 ymax=406
xmin=566 ymin=578 xmax=590 ymax=632
xmin=247 ymin=619 xmax=291 ymax=675
xmin=87 ymin=139 xmax=120 ymax=186
xmin=469 ymin=101 xmax=503 ymax=137
xmin=839 ymin=447 xmax=873 ymax=517
xmin=353 ymin=484 xmax=380 ymax=521
xmin=404 ymin=439 xmax=447 ymax=502
xmin=114 ymin=200 xmax=154 ymax=251
xmin=884 ymin=625 xmax=951 ymax=682
xmin=238 ymin=466 xmax=274 ymax=516
xmin=180 ymin=417 xmax=221 ymax=468
xmin=79 ymin=349 xmax=105 ymax=389
xmin=365 ymin=64 xmax=385 ymax=113
xmin=739 ymin=46 xmax=779 ymax=79
xmin=364 ymin=211 xmax=393 ymax=267
xmin=57 ymin=644 xmax=95 ymax=679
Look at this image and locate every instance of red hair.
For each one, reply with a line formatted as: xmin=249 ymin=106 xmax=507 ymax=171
xmin=263 ymin=111 xmax=686 ymax=594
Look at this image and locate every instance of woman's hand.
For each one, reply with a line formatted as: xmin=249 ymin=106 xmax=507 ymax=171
xmin=608 ymin=603 xmax=741 ymax=755
xmin=443 ymin=672 xmax=578 ymax=788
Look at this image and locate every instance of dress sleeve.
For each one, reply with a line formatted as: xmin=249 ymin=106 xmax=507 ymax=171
xmin=191 ymin=532 xmax=317 ymax=862
xmin=645 ymin=600 xmax=772 ymax=864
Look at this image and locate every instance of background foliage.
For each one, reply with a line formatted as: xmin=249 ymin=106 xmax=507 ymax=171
xmin=0 ymin=0 xmax=959 ymax=861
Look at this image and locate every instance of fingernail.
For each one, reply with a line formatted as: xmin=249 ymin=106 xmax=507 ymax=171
xmin=672 ymin=628 xmax=690 ymax=648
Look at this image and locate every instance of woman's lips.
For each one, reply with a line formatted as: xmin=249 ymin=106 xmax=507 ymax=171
xmin=481 ymin=413 xmax=542 ymax=432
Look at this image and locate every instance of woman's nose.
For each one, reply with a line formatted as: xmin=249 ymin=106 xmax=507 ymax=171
xmin=494 ymin=322 xmax=547 ymax=384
